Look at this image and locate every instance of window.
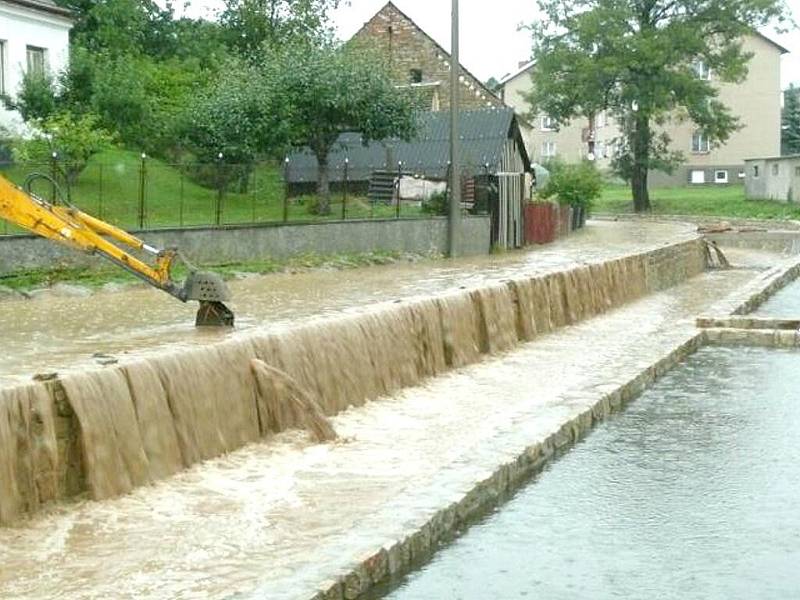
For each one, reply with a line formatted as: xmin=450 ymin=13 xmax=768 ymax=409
xmin=690 ymin=170 xmax=706 ymax=184
xmin=595 ymin=141 xmax=606 ymax=159
xmin=409 ymin=68 xmax=423 ymax=84
xmin=692 ymin=130 xmax=710 ymax=153
xmin=540 ymin=115 xmax=556 ymax=131
xmin=26 ymin=46 xmax=46 ymax=75
xmin=693 ymin=60 xmax=711 ymax=80
xmin=0 ymin=41 xmax=5 ymax=94
xmin=772 ymin=163 xmax=780 ymax=176
xmin=753 ymin=166 xmax=760 ymax=178
xmin=738 ymin=170 xmax=746 ymax=179
xmin=541 ymin=141 xmax=557 ymax=158
xmin=714 ymin=170 xmax=729 ymax=184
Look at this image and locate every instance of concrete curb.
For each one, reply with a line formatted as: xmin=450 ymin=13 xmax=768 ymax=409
xmin=308 ymin=333 xmax=707 ymax=600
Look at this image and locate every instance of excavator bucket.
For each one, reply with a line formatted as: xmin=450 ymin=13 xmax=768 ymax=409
xmin=182 ymin=271 xmax=235 ymax=327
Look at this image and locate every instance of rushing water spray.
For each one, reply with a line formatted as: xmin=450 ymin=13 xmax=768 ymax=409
xmin=250 ymin=359 xmax=337 ymax=443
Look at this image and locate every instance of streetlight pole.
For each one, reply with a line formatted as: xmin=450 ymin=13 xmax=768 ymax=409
xmin=448 ymin=0 xmax=461 ymax=258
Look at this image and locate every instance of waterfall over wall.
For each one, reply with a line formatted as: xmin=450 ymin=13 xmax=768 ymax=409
xmin=0 ymin=239 xmax=707 ymax=525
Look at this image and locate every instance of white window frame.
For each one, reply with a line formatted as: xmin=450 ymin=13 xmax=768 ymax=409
xmin=690 ymin=170 xmax=706 ymax=184
xmin=595 ymin=141 xmax=606 ymax=159
xmin=693 ymin=60 xmax=711 ymax=81
xmin=692 ymin=130 xmax=710 ymax=154
xmin=714 ymin=170 xmax=729 ymax=184
xmin=26 ymin=45 xmax=47 ymax=76
xmin=738 ymin=170 xmax=746 ymax=179
xmin=540 ymin=115 xmax=556 ymax=131
xmin=541 ymin=141 xmax=557 ymax=158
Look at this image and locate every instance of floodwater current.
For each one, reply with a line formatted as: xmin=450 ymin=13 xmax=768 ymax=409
xmin=0 ymin=221 xmax=696 ymax=385
xmin=756 ymin=278 xmax=800 ymax=316
xmin=386 ymin=346 xmax=800 ymax=600
xmin=0 ymin=257 xmax=775 ymax=600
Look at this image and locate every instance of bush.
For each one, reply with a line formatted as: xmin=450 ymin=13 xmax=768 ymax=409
xmin=421 ymin=190 xmax=448 ymax=215
xmin=538 ymin=161 xmax=602 ymax=210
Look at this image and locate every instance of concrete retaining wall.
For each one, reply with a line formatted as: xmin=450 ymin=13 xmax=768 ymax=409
xmin=0 ymin=216 xmax=492 ymax=275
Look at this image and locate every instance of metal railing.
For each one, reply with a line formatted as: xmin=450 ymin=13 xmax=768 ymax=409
xmin=0 ymin=156 xmax=491 ymax=236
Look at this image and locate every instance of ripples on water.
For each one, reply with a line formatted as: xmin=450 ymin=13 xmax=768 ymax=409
xmin=387 ymin=347 xmax=800 ymax=600
xmin=756 ymin=279 xmax=800 ymax=316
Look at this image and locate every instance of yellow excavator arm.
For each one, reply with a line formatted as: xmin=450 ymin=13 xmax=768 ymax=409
xmin=0 ymin=174 xmax=234 ymax=327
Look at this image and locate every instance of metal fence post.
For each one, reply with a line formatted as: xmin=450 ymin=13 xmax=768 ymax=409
xmin=179 ymin=168 xmax=185 ymax=227
xmin=98 ymin=163 xmax=104 ymax=219
xmin=396 ymin=160 xmax=402 ymax=218
xmin=50 ymin=152 xmax=58 ymax=202
xmin=283 ymin=157 xmax=289 ymax=223
xmin=342 ymin=158 xmax=349 ymax=220
xmin=215 ymin=153 xmax=224 ymax=226
xmin=138 ymin=153 xmax=147 ymax=229
xmin=251 ymin=167 xmax=257 ymax=223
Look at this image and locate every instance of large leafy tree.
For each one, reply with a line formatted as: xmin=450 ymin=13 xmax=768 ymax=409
xmin=185 ymin=44 xmax=416 ymax=213
xmin=220 ymin=0 xmax=339 ymax=59
xmin=527 ymin=0 xmax=791 ymax=212
xmin=784 ymin=84 xmax=800 ymax=155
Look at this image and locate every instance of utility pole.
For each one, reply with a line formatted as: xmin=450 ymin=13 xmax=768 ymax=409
xmin=447 ymin=0 xmax=461 ymax=258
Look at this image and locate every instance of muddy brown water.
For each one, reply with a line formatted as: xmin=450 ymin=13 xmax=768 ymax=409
xmin=0 ymin=221 xmax=696 ymax=385
xmin=0 ymin=221 xmax=790 ymax=599
xmin=0 ymin=262 xmax=768 ymax=600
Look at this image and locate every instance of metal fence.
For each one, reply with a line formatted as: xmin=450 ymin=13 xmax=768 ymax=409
xmin=0 ymin=157 xmax=480 ymax=236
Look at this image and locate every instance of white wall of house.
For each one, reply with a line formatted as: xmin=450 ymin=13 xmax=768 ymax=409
xmin=0 ymin=0 xmax=72 ymax=133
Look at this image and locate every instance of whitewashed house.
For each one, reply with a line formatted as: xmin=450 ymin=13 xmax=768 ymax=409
xmin=0 ymin=0 xmax=72 ymax=131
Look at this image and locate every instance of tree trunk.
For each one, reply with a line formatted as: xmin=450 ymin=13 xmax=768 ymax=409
xmin=631 ymin=113 xmax=651 ymax=213
xmin=316 ymin=153 xmax=331 ymax=215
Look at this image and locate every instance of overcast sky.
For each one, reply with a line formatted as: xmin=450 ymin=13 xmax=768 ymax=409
xmin=182 ymin=0 xmax=799 ymax=88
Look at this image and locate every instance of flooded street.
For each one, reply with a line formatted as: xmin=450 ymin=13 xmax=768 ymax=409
xmin=0 ymin=262 xmax=765 ymax=600
xmin=0 ymin=221 xmax=695 ymax=385
xmin=387 ymin=347 xmax=800 ymax=600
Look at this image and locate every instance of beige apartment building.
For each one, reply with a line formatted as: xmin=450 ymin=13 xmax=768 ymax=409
xmin=498 ymin=33 xmax=788 ymax=186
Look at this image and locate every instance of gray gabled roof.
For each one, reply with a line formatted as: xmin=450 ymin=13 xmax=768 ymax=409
xmin=286 ymin=107 xmax=531 ymax=183
xmin=1 ymin=0 xmax=73 ymax=18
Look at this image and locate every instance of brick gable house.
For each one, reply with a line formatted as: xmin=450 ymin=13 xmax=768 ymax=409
xmin=349 ymin=2 xmax=503 ymax=111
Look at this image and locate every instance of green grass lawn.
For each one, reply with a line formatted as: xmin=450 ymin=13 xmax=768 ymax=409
xmin=596 ymin=184 xmax=800 ymax=220
xmin=0 ymin=148 xmax=423 ymax=235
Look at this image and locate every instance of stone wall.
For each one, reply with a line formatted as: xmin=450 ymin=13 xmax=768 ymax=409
xmin=350 ymin=3 xmax=502 ymax=111
xmin=0 ymin=216 xmax=492 ymax=275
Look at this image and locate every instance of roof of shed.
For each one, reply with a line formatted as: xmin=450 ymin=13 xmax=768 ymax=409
xmin=1 ymin=0 xmax=73 ymax=18
xmin=286 ymin=107 xmax=531 ymax=183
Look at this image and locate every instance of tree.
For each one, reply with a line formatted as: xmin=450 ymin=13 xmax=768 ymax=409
xmin=220 ymin=0 xmax=339 ymax=59
xmin=184 ymin=44 xmax=416 ymax=213
xmin=273 ymin=44 xmax=416 ymax=212
xmin=526 ymin=0 xmax=791 ymax=212
xmin=14 ymin=111 xmax=114 ymax=186
xmin=784 ymin=84 xmax=800 ymax=155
